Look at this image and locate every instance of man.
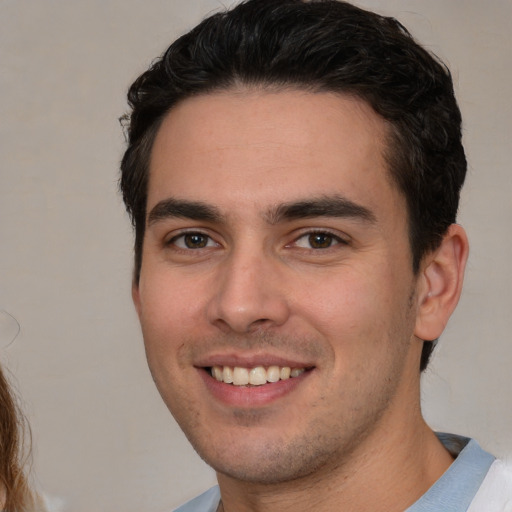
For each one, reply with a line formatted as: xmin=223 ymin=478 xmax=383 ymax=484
xmin=120 ymin=1 xmax=511 ymax=510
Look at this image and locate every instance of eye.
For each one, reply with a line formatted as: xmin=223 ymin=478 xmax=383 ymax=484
xmin=293 ymin=231 xmax=345 ymax=249
xmin=169 ymin=232 xmax=217 ymax=250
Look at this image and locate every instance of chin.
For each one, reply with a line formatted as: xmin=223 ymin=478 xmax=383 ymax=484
xmin=193 ymin=433 xmax=336 ymax=485
xmin=212 ymin=459 xmax=317 ymax=485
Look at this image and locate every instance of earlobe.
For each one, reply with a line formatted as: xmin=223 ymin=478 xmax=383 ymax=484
xmin=414 ymin=224 xmax=469 ymax=341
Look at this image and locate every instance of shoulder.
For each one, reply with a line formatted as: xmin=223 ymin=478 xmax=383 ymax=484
xmin=468 ymin=459 xmax=512 ymax=512
xmin=172 ymin=486 xmax=220 ymax=512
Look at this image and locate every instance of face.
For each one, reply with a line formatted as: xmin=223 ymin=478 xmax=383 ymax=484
xmin=134 ymin=90 xmax=424 ymax=484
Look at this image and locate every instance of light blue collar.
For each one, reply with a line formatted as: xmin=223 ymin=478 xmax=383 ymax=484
xmin=174 ymin=433 xmax=494 ymax=512
xmin=406 ymin=433 xmax=495 ymax=512
xmin=173 ymin=485 xmax=220 ymax=512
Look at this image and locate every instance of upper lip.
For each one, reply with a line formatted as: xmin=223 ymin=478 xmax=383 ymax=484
xmin=194 ymin=352 xmax=314 ymax=369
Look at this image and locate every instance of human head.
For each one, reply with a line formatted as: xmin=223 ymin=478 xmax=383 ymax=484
xmin=0 ymin=363 xmax=40 ymax=512
xmin=120 ymin=0 xmax=467 ymax=369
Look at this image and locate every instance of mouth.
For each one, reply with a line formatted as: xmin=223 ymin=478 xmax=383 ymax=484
xmin=197 ymin=360 xmax=315 ymax=407
xmin=208 ymin=365 xmax=311 ymax=386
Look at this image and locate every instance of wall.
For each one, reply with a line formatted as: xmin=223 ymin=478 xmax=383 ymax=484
xmin=1 ymin=1 xmax=510 ymax=510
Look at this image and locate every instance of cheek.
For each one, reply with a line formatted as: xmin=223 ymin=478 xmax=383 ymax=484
xmin=297 ymin=269 xmax=387 ymax=332
xmin=136 ymin=274 xmax=209 ymax=380
xmin=294 ymin=266 xmax=409 ymax=362
xmin=137 ymin=277 xmax=201 ymax=404
xmin=139 ymin=270 xmax=208 ymax=333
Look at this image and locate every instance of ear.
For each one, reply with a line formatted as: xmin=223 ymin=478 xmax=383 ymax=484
xmin=414 ymin=224 xmax=469 ymax=341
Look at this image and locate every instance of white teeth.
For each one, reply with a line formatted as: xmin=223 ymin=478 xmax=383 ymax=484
xmin=222 ymin=366 xmax=234 ymax=384
xmin=212 ymin=366 xmax=223 ymax=382
xmin=210 ymin=365 xmax=307 ymax=386
xmin=280 ymin=367 xmax=291 ymax=380
xmin=249 ymin=366 xmax=267 ymax=385
xmin=290 ymin=368 xmax=305 ymax=378
xmin=233 ymin=367 xmax=249 ymax=385
xmin=267 ymin=366 xmax=280 ymax=383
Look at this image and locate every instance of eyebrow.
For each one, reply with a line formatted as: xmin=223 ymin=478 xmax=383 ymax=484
xmin=147 ymin=195 xmax=376 ymax=227
xmin=266 ymin=196 xmax=376 ymax=224
xmin=147 ymin=198 xmax=224 ymax=226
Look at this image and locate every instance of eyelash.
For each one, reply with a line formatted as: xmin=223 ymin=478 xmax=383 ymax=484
xmin=166 ymin=231 xmax=219 ymax=250
xmin=290 ymin=230 xmax=348 ymax=250
xmin=165 ymin=229 xmax=348 ymax=251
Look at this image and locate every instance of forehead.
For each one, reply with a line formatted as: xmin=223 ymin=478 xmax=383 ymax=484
xmin=148 ymin=89 xmax=400 ymax=215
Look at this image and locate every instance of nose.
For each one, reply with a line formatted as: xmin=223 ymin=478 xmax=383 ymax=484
xmin=206 ymin=250 xmax=290 ymax=334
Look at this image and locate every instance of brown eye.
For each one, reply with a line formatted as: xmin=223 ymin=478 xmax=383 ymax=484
xmin=308 ymin=233 xmax=334 ymax=249
xmin=292 ymin=231 xmax=346 ymax=250
xmin=170 ymin=232 xmax=216 ymax=249
xmin=184 ymin=233 xmax=208 ymax=248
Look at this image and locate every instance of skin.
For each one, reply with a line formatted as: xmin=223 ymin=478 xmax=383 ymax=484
xmin=133 ymin=89 xmax=468 ymax=512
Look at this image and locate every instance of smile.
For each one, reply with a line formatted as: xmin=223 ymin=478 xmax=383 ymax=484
xmin=210 ymin=365 xmax=306 ymax=386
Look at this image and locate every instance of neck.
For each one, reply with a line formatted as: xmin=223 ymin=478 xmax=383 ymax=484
xmin=217 ymin=405 xmax=453 ymax=512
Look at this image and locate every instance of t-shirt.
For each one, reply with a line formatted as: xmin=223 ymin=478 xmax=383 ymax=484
xmin=173 ymin=433 xmax=511 ymax=512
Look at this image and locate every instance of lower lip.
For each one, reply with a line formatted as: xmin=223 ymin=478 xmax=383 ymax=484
xmin=198 ymin=368 xmax=312 ymax=408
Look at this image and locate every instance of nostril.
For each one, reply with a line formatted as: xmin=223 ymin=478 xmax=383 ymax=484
xmin=206 ymin=268 xmax=291 ymax=333
xmin=249 ymin=318 xmax=272 ymax=329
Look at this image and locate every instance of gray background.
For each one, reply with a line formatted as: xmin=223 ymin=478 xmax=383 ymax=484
xmin=1 ymin=1 xmax=511 ymax=511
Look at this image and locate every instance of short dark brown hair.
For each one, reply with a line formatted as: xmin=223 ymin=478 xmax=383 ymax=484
xmin=120 ymin=0 xmax=467 ymax=370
